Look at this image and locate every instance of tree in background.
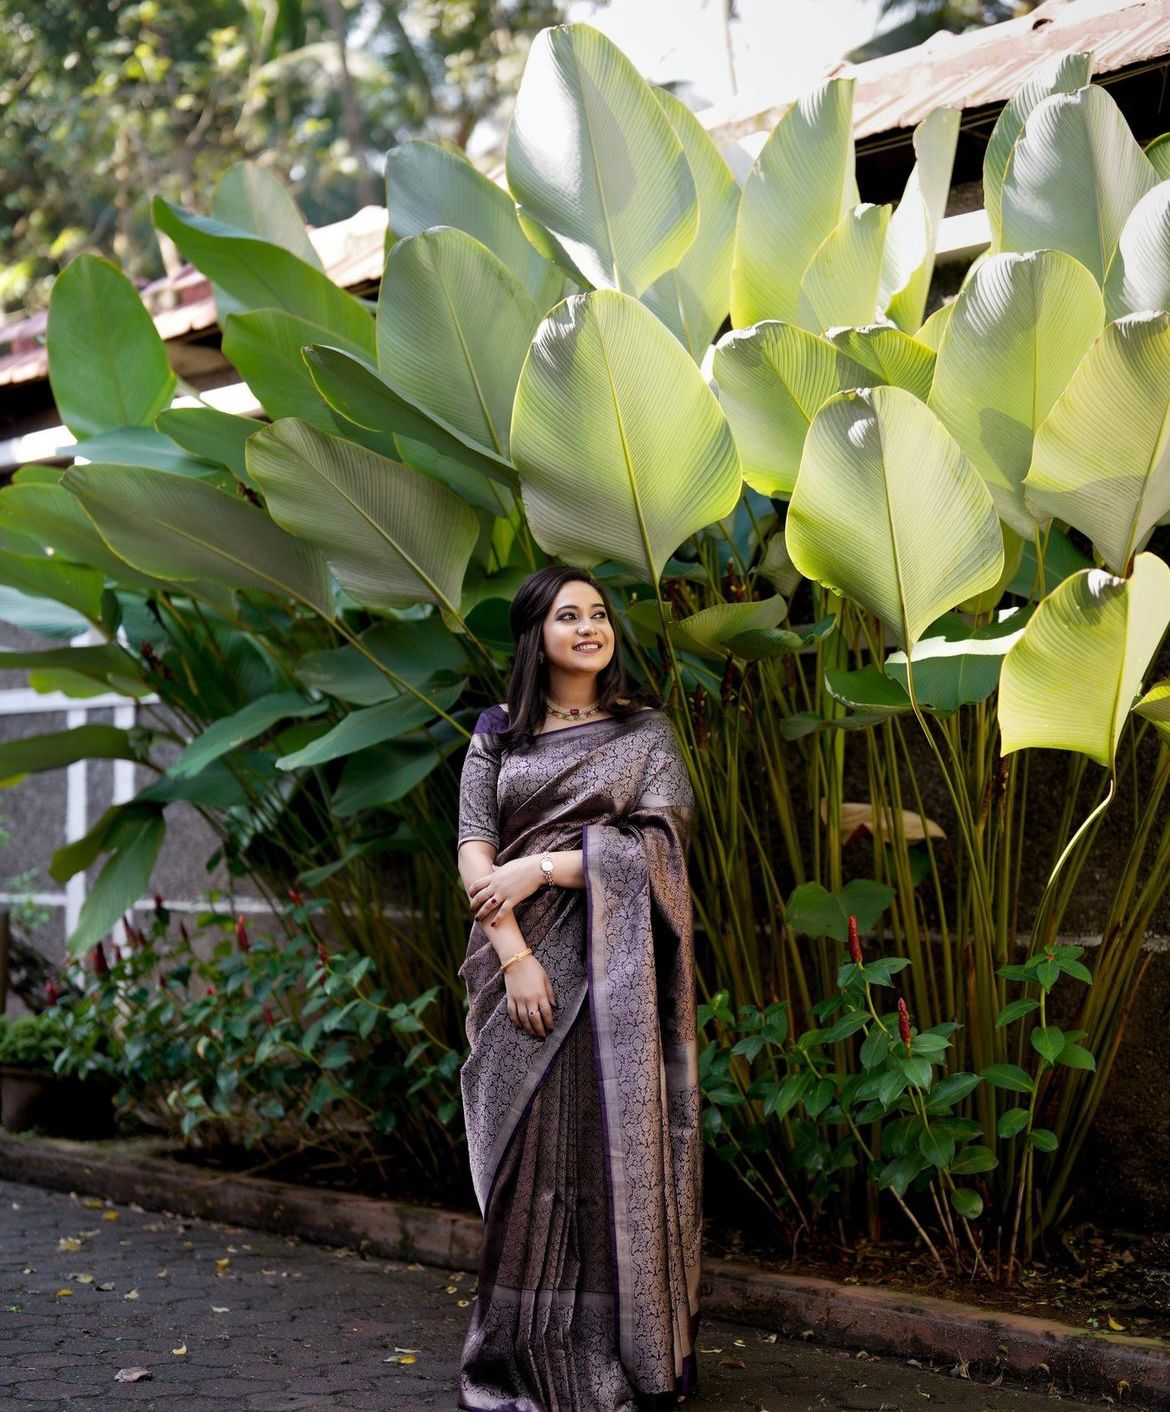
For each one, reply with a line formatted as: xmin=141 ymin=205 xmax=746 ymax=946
xmin=848 ymin=0 xmax=1043 ymax=62
xmin=0 ymin=0 xmax=565 ymax=317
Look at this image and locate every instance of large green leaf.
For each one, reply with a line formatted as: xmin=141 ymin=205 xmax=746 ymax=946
xmin=998 ymin=552 xmax=1170 ymax=767
xmin=170 ymin=691 xmax=328 ymax=779
xmin=0 ymin=724 xmax=141 ymax=781
xmin=1000 ymin=84 xmax=1158 ymax=284
xmin=245 ymin=419 xmax=479 ymax=614
xmin=730 ymin=78 xmax=857 ymax=327
xmin=1104 ymin=180 xmax=1170 ymax=319
xmin=797 ymin=203 xmax=890 ymax=333
xmin=0 ymin=552 xmax=105 ymax=625
xmin=511 ymin=290 xmax=741 ymax=580
xmin=641 ymin=87 xmax=738 ymax=358
xmin=984 ymin=52 xmax=1091 ymax=248
xmin=212 ymin=160 xmax=321 ymax=268
xmin=1024 ymin=312 xmax=1170 ymax=573
xmin=713 ymin=321 xmax=869 ymax=497
xmin=304 ymin=344 xmax=516 ymax=488
xmin=786 ymin=386 xmax=1003 ymax=650
xmin=58 ymin=425 xmax=221 ymax=478
xmin=505 ymin=22 xmax=698 ymax=296
xmin=385 ymin=139 xmax=562 ymax=311
xmin=884 ymin=607 xmax=1032 ymax=710
xmin=0 ymin=587 xmax=88 ymax=640
xmin=332 ymin=735 xmax=450 ymax=815
xmin=0 ymin=643 xmax=144 ymax=695
xmin=153 ymin=197 xmax=374 ymax=354
xmin=154 ymin=407 xmax=260 ymax=481
xmin=67 ymin=808 xmax=165 ymax=956
xmin=46 ymin=254 xmax=175 ymax=439
xmin=377 ymin=228 xmax=541 ymax=461
xmin=1135 ymin=679 xmax=1170 ymax=741
xmin=62 ymin=464 xmax=334 ymax=614
xmin=1146 ymin=133 xmax=1170 ymax=180
xmin=879 ymin=106 xmax=960 ymax=332
xmin=928 ymin=251 xmax=1104 ymax=536
xmin=668 ymin=595 xmax=787 ymax=662
xmin=827 ymin=326 xmax=935 ymax=400
xmin=296 ymin=618 xmax=469 ymax=705
xmin=276 ymin=681 xmax=464 ymax=770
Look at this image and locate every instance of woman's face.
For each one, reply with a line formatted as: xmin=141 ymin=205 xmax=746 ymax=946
xmin=541 ymin=578 xmax=615 ymax=679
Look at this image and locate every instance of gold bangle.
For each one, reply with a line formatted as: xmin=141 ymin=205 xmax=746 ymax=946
xmin=500 ymin=946 xmax=532 ymax=972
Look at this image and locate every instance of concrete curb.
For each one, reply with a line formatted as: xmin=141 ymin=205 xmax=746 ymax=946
xmin=4 ymin=1130 xmax=1168 ymax=1405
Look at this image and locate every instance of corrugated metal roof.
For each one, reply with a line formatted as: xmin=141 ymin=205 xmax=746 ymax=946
xmin=3 ymin=0 xmax=1168 ymax=394
xmin=702 ymin=0 xmax=1170 ymax=146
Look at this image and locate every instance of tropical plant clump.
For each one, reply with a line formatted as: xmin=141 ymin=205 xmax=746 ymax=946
xmin=2 ymin=23 xmax=1170 ymax=1276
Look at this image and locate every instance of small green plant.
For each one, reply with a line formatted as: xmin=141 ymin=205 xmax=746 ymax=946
xmin=0 ymin=1009 xmax=70 ymax=1071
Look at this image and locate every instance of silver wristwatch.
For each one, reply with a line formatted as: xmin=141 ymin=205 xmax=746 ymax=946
xmin=539 ymin=851 xmax=555 ymax=888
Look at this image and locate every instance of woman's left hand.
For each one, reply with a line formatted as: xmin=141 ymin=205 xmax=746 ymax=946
xmin=468 ymin=855 xmax=544 ymax=926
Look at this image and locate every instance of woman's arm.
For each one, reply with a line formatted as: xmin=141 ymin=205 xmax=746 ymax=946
xmin=459 ymin=840 xmax=529 ymax=962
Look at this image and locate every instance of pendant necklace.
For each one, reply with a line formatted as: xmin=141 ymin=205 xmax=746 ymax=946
xmin=546 ymin=696 xmax=603 ymax=720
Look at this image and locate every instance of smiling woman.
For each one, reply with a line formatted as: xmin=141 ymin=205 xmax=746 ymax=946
xmin=454 ymin=564 xmax=702 ymax=1411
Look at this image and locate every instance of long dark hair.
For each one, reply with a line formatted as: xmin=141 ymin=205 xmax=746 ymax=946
xmin=496 ymin=564 xmax=661 ymax=749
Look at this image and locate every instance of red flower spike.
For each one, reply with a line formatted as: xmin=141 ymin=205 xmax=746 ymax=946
xmin=262 ymin=1002 xmax=276 ymax=1028
xmin=897 ymin=996 xmax=912 ymax=1048
xmin=154 ymin=893 xmax=165 ymax=910
xmin=848 ymin=915 xmax=863 ymax=966
xmin=316 ymin=941 xmax=329 ymax=968
xmin=206 ymin=984 xmax=217 ymax=997
xmin=288 ymin=888 xmax=304 ymax=906
xmin=235 ymin=914 xmax=250 ymax=952
xmin=92 ymin=942 xmax=110 ymax=978
xmin=45 ymin=978 xmax=59 ymax=1006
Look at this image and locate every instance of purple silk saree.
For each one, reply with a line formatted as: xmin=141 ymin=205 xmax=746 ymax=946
xmin=456 ymin=705 xmax=702 ymax=1412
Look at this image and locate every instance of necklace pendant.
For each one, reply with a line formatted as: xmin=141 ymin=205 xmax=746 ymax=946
xmin=568 ymin=706 xmax=580 ymax=716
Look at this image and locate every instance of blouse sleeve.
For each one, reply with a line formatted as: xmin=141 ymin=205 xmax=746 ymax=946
xmin=457 ymin=708 xmax=505 ymax=850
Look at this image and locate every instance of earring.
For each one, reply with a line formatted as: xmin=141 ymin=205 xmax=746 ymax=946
xmin=538 ymin=650 xmax=545 ymax=662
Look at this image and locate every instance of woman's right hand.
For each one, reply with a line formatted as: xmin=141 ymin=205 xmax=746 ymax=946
xmin=504 ymin=955 xmax=557 ymax=1038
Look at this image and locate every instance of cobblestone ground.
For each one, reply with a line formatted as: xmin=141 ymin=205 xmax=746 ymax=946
xmin=1 ymin=1177 xmax=1117 ymax=1411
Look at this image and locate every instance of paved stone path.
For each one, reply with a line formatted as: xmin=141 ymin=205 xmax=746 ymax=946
xmin=1 ymin=1177 xmax=1121 ymax=1410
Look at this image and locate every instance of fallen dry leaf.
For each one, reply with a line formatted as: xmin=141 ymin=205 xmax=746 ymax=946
xmin=157 ymin=1269 xmax=168 ymax=1279
xmin=123 ymin=1289 xmax=139 ymax=1301
xmin=81 ymin=1197 xmax=105 ymax=1210
xmin=58 ymin=1237 xmax=82 ymax=1252
xmin=97 ymin=1283 xmax=115 ymax=1292
xmin=215 ymin=1258 xmax=231 ymax=1275
xmin=211 ymin=1306 xmax=230 ymax=1314
xmin=114 ymin=1368 xmax=152 ymax=1383
xmin=457 ymin=1299 xmax=470 ymax=1307
xmin=55 ymin=1288 xmax=74 ymax=1298
xmin=172 ymin=1343 xmax=187 ymax=1356
xmin=1107 ymin=1314 xmax=1126 ymax=1331
xmin=101 ymin=1210 xmax=120 ymax=1221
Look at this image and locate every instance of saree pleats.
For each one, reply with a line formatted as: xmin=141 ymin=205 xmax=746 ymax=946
xmin=456 ymin=707 xmax=701 ymax=1411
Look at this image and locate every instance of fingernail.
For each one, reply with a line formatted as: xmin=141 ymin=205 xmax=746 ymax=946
xmin=490 ymin=920 xmax=496 ymax=927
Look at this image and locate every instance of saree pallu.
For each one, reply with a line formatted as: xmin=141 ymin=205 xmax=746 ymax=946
xmin=455 ymin=706 xmax=702 ymax=1412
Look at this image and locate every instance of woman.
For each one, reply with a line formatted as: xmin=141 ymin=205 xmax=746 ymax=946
xmin=455 ymin=564 xmax=703 ymax=1412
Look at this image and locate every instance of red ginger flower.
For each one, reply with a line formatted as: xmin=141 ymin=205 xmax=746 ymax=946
xmin=45 ymin=978 xmax=59 ymax=1006
xmin=288 ymin=887 xmax=304 ymax=906
xmin=262 ymin=1002 xmax=276 ymax=1028
xmin=235 ymin=914 xmax=250 ymax=951
xmin=897 ymin=996 xmax=912 ymax=1048
xmin=848 ymin=914 xmax=862 ymax=966
xmin=92 ymin=942 xmax=110 ymax=978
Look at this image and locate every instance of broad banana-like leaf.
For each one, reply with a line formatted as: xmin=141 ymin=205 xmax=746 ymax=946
xmin=1000 ymin=85 xmax=1158 ymax=284
xmin=1024 ymin=312 xmax=1170 ymax=573
xmin=0 ymin=724 xmax=141 ymax=780
xmin=0 ymin=588 xmax=89 ymax=642
xmin=222 ymin=309 xmax=370 ymax=432
xmin=1134 ymin=679 xmax=1170 ymax=740
xmin=827 ymin=326 xmax=936 ymax=400
xmin=726 ymin=615 xmax=835 ymax=661
xmin=1104 ymin=180 xmax=1170 ymax=319
xmin=296 ymin=618 xmax=469 ymax=705
xmin=245 ymin=418 xmax=478 ymax=614
xmin=929 ymin=251 xmax=1104 ymax=536
xmin=730 ymin=78 xmax=857 ymax=327
xmin=62 ymin=464 xmax=334 ymax=614
xmin=668 ymin=595 xmax=786 ymax=662
xmin=0 ymin=552 xmax=105 ymax=624
xmin=797 ymin=203 xmax=890 ymax=333
xmin=884 ymin=606 xmax=1032 ymax=709
xmin=511 ymin=290 xmax=741 ymax=580
xmin=304 ymin=344 xmax=516 ymax=485
xmin=958 ymin=522 xmax=1025 ymax=613
xmin=1146 ymin=133 xmax=1170 ymax=180
xmin=153 ymin=197 xmax=375 ymax=354
xmin=506 ymin=22 xmax=698 ymax=296
xmin=385 ymin=140 xmax=563 ymax=312
xmin=824 ymin=664 xmax=912 ymax=714
xmin=155 ymin=407 xmax=259 ymax=481
xmin=786 ymin=385 xmax=1004 ymax=650
xmin=170 ymin=691 xmax=327 ymax=779
xmin=879 ymin=106 xmax=960 ymax=331
xmin=59 ymin=426 xmax=220 ymax=478
xmin=0 ymin=644 xmax=144 ymax=697
xmin=67 ymin=808 xmax=165 ymax=956
xmin=999 ymin=552 xmax=1170 ymax=767
xmin=46 ymin=255 xmax=175 ymax=439
xmin=333 ymin=731 xmax=461 ymax=815
xmin=212 ymin=160 xmax=322 ymax=268
xmin=984 ymin=51 xmax=1092 ymax=248
xmin=641 ymin=87 xmax=739 ymax=358
xmin=377 ymin=228 xmax=541 ymax=461
xmin=713 ymin=321 xmax=869 ymax=496
xmin=276 ymin=681 xmax=464 ymax=770
xmin=916 ymin=301 xmax=953 ymax=351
